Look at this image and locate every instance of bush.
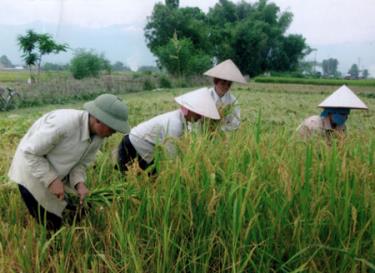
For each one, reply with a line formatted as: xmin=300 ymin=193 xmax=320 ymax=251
xmin=159 ymin=76 xmax=172 ymax=88
xmin=143 ymin=79 xmax=155 ymax=91
xmin=70 ymin=49 xmax=110 ymax=79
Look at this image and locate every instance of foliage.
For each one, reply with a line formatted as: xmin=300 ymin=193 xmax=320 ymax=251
xmin=69 ymin=49 xmax=111 ymax=79
xmin=145 ymin=2 xmax=212 ymax=76
xmin=111 ymin=61 xmax=131 ymax=72
xmin=322 ymin=58 xmax=339 ymax=77
xmin=159 ymin=75 xmax=173 ymax=88
xmin=348 ymin=64 xmax=360 ymax=79
xmin=145 ymin=0 xmax=310 ymax=77
xmin=156 ymin=32 xmax=211 ymax=77
xmin=0 ymin=55 xmax=14 ymax=68
xmin=255 ymin=76 xmax=375 ymax=87
xmin=362 ymin=69 xmax=369 ymax=79
xmin=17 ymin=30 xmax=68 ymax=81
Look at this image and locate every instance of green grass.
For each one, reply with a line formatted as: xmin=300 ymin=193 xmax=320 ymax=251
xmin=254 ymin=76 xmax=375 ymax=87
xmin=0 ymin=83 xmax=374 ymax=272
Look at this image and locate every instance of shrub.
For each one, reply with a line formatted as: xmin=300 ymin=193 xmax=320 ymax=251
xmin=143 ymin=79 xmax=155 ymax=91
xmin=159 ymin=76 xmax=172 ymax=88
xmin=70 ymin=49 xmax=110 ymax=79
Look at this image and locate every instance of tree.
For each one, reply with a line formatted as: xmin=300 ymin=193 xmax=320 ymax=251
xmin=322 ymin=58 xmax=339 ymax=77
xmin=166 ymin=0 xmax=179 ymax=9
xmin=145 ymin=2 xmax=211 ymax=76
xmin=17 ymin=29 xmax=68 ymax=81
xmin=145 ymin=0 xmax=309 ymax=77
xmin=70 ymin=49 xmax=111 ymax=79
xmin=0 ymin=55 xmax=13 ymax=68
xmin=112 ymin=61 xmax=131 ymax=72
xmin=348 ymin=64 xmax=359 ymax=79
xmin=207 ymin=0 xmax=309 ymax=76
xmin=37 ymin=33 xmax=68 ymax=74
xmin=362 ymin=69 xmax=369 ymax=79
xmin=156 ymin=32 xmax=211 ymax=77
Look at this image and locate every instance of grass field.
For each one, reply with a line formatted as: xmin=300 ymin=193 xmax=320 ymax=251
xmin=254 ymin=76 xmax=375 ymax=87
xmin=0 ymin=83 xmax=374 ymax=272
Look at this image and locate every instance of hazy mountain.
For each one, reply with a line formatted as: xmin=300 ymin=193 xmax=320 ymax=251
xmin=0 ymin=21 xmax=374 ymax=76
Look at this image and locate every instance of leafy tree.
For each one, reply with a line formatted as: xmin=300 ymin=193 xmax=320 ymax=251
xmin=0 ymin=55 xmax=13 ymax=68
xmin=70 ymin=49 xmax=110 ymax=79
xmin=112 ymin=61 xmax=131 ymax=72
xmin=322 ymin=58 xmax=339 ymax=77
xmin=348 ymin=64 xmax=359 ymax=79
xmin=145 ymin=1 xmax=210 ymax=76
xmin=17 ymin=29 xmax=68 ymax=81
xmin=145 ymin=0 xmax=309 ymax=77
xmin=207 ymin=0 xmax=309 ymax=76
xmin=37 ymin=33 xmax=68 ymax=74
xmin=362 ymin=69 xmax=369 ymax=79
xmin=166 ymin=0 xmax=179 ymax=9
xmin=156 ymin=32 xmax=211 ymax=77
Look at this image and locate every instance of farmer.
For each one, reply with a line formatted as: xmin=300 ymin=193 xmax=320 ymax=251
xmin=297 ymin=85 xmax=368 ymax=139
xmin=203 ymin=59 xmax=247 ymax=131
xmin=117 ymin=87 xmax=220 ymax=174
xmin=8 ymin=94 xmax=130 ymax=230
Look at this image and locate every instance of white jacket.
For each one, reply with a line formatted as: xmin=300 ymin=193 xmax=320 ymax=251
xmin=129 ymin=110 xmax=186 ymax=163
xmin=8 ymin=109 xmax=103 ymax=216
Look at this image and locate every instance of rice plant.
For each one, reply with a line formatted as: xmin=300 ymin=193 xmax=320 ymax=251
xmin=0 ymin=83 xmax=374 ymax=272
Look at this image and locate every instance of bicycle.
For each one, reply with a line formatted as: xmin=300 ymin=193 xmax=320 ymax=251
xmin=0 ymin=86 xmax=22 ymax=111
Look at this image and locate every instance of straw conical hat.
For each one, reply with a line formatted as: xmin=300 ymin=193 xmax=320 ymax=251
xmin=203 ymin=59 xmax=247 ymax=84
xmin=318 ymin=85 xmax=368 ymax=110
xmin=175 ymin=88 xmax=220 ymax=120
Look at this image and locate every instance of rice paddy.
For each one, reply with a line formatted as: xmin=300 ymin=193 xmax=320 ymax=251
xmin=0 ymin=82 xmax=374 ymax=272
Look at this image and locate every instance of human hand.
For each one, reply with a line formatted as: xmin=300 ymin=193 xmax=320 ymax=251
xmin=48 ymin=178 xmax=65 ymax=200
xmin=75 ymin=182 xmax=89 ymax=205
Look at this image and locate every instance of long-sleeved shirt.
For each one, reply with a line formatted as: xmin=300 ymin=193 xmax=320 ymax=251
xmin=209 ymin=88 xmax=240 ymax=131
xmin=8 ymin=109 xmax=103 ymax=216
xmin=129 ymin=109 xmax=186 ymax=163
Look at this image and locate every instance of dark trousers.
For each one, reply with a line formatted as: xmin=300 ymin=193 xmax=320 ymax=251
xmin=18 ymin=184 xmax=62 ymax=231
xmin=117 ymin=135 xmax=155 ymax=174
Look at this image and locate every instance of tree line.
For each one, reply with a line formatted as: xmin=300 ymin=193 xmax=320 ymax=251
xmin=145 ymin=0 xmax=310 ymax=77
xmin=6 ymin=0 xmax=370 ymax=80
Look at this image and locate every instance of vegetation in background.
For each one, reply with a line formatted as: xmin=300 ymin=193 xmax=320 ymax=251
xmin=254 ymin=76 xmax=375 ymax=87
xmin=111 ymin=61 xmax=132 ymax=72
xmin=322 ymin=58 xmax=339 ymax=78
xmin=0 ymin=55 xmax=14 ymax=68
xmin=17 ymin=29 xmax=68 ymax=81
xmin=69 ymin=49 xmax=111 ymax=79
xmin=145 ymin=0 xmax=310 ymax=77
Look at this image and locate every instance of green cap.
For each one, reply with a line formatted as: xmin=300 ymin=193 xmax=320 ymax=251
xmin=84 ymin=94 xmax=130 ymax=134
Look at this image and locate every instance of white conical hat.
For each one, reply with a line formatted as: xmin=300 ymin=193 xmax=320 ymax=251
xmin=318 ymin=85 xmax=368 ymax=110
xmin=175 ymin=88 xmax=220 ymax=120
xmin=203 ymin=59 xmax=247 ymax=84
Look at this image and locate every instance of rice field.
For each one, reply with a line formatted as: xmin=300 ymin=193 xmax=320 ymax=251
xmin=0 ymin=83 xmax=374 ymax=272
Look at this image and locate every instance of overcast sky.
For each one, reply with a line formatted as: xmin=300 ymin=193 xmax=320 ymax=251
xmin=1 ymin=0 xmax=374 ymax=73
xmin=1 ymin=0 xmax=374 ymax=44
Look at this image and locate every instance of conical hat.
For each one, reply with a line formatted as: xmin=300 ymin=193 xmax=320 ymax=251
xmin=175 ymin=88 xmax=220 ymax=120
xmin=203 ymin=59 xmax=247 ymax=84
xmin=318 ymin=85 xmax=368 ymax=110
